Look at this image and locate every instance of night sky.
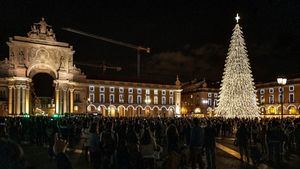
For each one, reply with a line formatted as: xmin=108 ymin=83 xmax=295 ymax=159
xmin=0 ymin=0 xmax=299 ymax=84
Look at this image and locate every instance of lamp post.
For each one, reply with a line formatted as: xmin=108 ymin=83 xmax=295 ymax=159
xmin=277 ymin=77 xmax=287 ymax=120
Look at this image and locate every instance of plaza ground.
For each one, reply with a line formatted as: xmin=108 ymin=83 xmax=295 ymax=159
xmin=22 ymin=137 xmax=300 ymax=169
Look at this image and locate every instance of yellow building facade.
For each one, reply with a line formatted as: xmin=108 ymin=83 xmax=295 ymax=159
xmin=181 ymin=79 xmax=219 ymax=116
xmin=256 ymin=79 xmax=300 ymax=116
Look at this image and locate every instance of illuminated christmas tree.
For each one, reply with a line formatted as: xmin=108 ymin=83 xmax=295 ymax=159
xmin=215 ymin=14 xmax=259 ymax=118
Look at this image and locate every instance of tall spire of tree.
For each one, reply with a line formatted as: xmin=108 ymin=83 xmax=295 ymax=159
xmin=215 ymin=14 xmax=259 ymax=118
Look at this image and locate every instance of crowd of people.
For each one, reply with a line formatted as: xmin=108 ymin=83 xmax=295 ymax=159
xmin=0 ymin=115 xmax=300 ymax=169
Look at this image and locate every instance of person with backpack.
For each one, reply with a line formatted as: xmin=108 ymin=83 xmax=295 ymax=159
xmin=100 ymin=121 xmax=118 ymax=169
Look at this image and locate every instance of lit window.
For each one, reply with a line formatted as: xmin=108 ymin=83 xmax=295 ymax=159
xmin=260 ymin=96 xmax=265 ymax=104
xmin=119 ymin=87 xmax=124 ymax=93
xmin=89 ymin=93 xmax=94 ymax=103
xmin=208 ymin=99 xmax=212 ymax=106
xmin=100 ymin=86 xmax=105 ymax=92
xmin=89 ymin=86 xmax=94 ymax=92
xmin=100 ymin=94 xmax=105 ymax=103
xmin=162 ymin=96 xmax=166 ymax=104
xmin=109 ymin=94 xmax=114 ymax=103
xmin=154 ymin=89 xmax=158 ymax=95
xmin=137 ymin=88 xmax=142 ymax=94
xmin=260 ymin=89 xmax=265 ymax=95
xmin=191 ymin=95 xmax=193 ymax=98
xmin=162 ymin=90 xmax=166 ymax=95
xmin=289 ymin=85 xmax=294 ymax=92
xmin=289 ymin=93 xmax=294 ymax=103
xmin=154 ymin=96 xmax=158 ymax=104
xmin=169 ymin=97 xmax=174 ymax=104
xmin=208 ymin=93 xmax=212 ymax=97
xmin=128 ymin=95 xmax=133 ymax=104
xmin=214 ymin=100 xmax=217 ymax=107
xmin=119 ymin=94 xmax=124 ymax=103
xmin=110 ymin=87 xmax=115 ymax=93
xmin=269 ymin=88 xmax=274 ymax=94
xmin=169 ymin=90 xmax=173 ymax=96
xmin=145 ymin=96 xmax=150 ymax=104
xmin=137 ymin=95 xmax=142 ymax=104
xmin=128 ymin=88 xmax=133 ymax=94
xmin=278 ymin=94 xmax=283 ymax=103
xmin=146 ymin=89 xmax=150 ymax=95
xmin=269 ymin=95 xmax=274 ymax=104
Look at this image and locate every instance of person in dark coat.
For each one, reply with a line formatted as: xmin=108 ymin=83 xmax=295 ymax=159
xmin=205 ymin=121 xmax=216 ymax=169
xmin=267 ymin=121 xmax=285 ymax=164
xmin=236 ymin=123 xmax=250 ymax=163
xmin=190 ymin=118 xmax=205 ymax=169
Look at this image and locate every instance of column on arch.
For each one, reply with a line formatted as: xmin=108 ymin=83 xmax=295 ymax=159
xmin=25 ymin=86 xmax=30 ymax=114
xmin=55 ymin=88 xmax=60 ymax=114
xmin=21 ymin=85 xmax=26 ymax=114
xmin=63 ymin=88 xmax=67 ymax=113
xmin=69 ymin=88 xmax=74 ymax=113
xmin=16 ymin=85 xmax=21 ymax=115
xmin=8 ymin=86 xmax=13 ymax=115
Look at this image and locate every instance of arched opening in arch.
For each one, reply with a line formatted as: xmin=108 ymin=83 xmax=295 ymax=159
xmin=98 ymin=105 xmax=107 ymax=116
xmin=288 ymin=105 xmax=297 ymax=114
xmin=167 ymin=107 xmax=175 ymax=117
xmin=31 ymin=73 xmax=55 ymax=115
xmin=161 ymin=107 xmax=167 ymax=117
xmin=153 ymin=107 xmax=159 ymax=117
xmin=118 ymin=106 xmax=126 ymax=117
xmin=87 ymin=104 xmax=97 ymax=113
xmin=260 ymin=107 xmax=266 ymax=114
xmin=268 ymin=106 xmax=276 ymax=114
xmin=136 ymin=106 xmax=143 ymax=117
xmin=127 ymin=106 xmax=134 ymax=117
xmin=108 ymin=105 xmax=116 ymax=117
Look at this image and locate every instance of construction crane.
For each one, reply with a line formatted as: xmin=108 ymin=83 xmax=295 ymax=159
xmin=74 ymin=61 xmax=122 ymax=74
xmin=62 ymin=27 xmax=150 ymax=77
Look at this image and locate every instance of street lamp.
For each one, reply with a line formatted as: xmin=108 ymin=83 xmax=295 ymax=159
xmin=277 ymin=77 xmax=287 ymax=120
xmin=202 ymin=99 xmax=208 ymax=105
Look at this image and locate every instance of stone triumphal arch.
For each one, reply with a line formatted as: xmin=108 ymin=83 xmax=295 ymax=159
xmin=0 ymin=18 xmax=86 ymax=115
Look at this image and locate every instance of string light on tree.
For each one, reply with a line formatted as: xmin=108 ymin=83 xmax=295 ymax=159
xmin=215 ymin=13 xmax=259 ymax=118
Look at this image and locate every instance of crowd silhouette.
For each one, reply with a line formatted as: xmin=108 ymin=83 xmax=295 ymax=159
xmin=1 ymin=115 xmax=300 ymax=169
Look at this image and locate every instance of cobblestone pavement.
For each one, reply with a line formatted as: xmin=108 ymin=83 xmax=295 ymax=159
xmin=22 ymin=138 xmax=300 ymax=169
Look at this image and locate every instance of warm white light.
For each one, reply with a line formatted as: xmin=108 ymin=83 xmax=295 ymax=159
xmin=277 ymin=77 xmax=287 ymax=85
xmin=215 ymin=15 xmax=259 ymax=118
xmin=202 ymin=100 xmax=208 ymax=104
xmin=282 ymin=78 xmax=287 ymax=85
xmin=145 ymin=98 xmax=151 ymax=104
xmin=235 ymin=13 xmax=240 ymax=23
xmin=195 ymin=108 xmax=201 ymax=113
xmin=277 ymin=78 xmax=283 ymax=84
